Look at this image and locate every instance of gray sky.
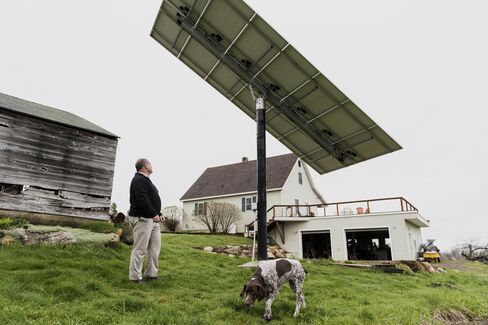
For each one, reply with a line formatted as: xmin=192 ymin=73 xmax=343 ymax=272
xmin=1 ymin=0 xmax=487 ymax=250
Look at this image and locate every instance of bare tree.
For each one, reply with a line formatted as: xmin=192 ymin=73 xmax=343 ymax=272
xmin=460 ymin=242 xmax=488 ymax=263
xmin=193 ymin=202 xmax=242 ymax=234
xmin=207 ymin=202 xmax=242 ymax=234
xmin=161 ymin=206 xmax=183 ymax=232
xmin=193 ymin=202 xmax=219 ymax=233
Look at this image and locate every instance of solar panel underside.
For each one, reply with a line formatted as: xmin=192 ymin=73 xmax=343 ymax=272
xmin=151 ymin=0 xmax=402 ymax=174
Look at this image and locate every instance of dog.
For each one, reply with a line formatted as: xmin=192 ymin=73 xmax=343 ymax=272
xmin=240 ymin=258 xmax=307 ymax=321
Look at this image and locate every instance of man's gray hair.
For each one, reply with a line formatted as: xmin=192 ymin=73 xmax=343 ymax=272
xmin=135 ymin=158 xmax=149 ymax=171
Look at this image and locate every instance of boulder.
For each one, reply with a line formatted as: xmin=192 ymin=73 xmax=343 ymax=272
xmin=0 ymin=235 xmax=14 ymax=246
xmin=224 ymin=248 xmax=240 ymax=255
xmin=203 ymin=246 xmax=214 ymax=252
xmin=274 ymin=251 xmax=285 ymax=258
xmin=16 ymin=229 xmax=76 ymax=245
xmin=399 ymin=260 xmax=425 ymax=272
xmin=267 ymin=252 xmax=276 ymax=259
xmin=421 ymin=262 xmax=436 ymax=274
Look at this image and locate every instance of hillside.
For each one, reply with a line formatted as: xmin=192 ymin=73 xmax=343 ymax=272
xmin=1 ymin=233 xmax=487 ymax=324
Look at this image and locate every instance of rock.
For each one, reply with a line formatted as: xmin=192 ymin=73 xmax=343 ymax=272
xmin=267 ymin=252 xmax=276 ymax=259
xmin=399 ymin=260 xmax=425 ymax=272
xmin=105 ymin=240 xmax=121 ymax=248
xmin=396 ymin=263 xmax=414 ymax=275
xmin=224 ymin=248 xmax=240 ymax=255
xmin=437 ymin=267 xmax=447 ymax=273
xmin=0 ymin=235 xmax=14 ymax=246
xmin=16 ymin=229 xmax=76 ymax=245
xmin=203 ymin=246 xmax=214 ymax=252
xmin=115 ymin=228 xmax=123 ymax=237
xmin=421 ymin=262 xmax=436 ymax=274
xmin=274 ymin=251 xmax=285 ymax=258
xmin=228 ymin=254 xmax=236 ymax=257
xmin=120 ymin=223 xmax=134 ymax=245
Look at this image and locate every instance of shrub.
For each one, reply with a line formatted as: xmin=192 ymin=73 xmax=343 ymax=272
xmin=161 ymin=206 xmax=183 ymax=232
xmin=163 ymin=218 xmax=180 ymax=232
xmin=193 ymin=202 xmax=241 ymax=234
xmin=80 ymin=221 xmax=115 ymax=234
xmin=0 ymin=217 xmax=27 ymax=229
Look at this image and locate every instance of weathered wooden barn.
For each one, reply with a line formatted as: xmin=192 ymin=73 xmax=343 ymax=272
xmin=0 ymin=92 xmax=118 ymax=222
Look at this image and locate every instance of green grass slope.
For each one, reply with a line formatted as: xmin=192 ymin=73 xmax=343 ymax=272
xmin=0 ymin=233 xmax=487 ymax=324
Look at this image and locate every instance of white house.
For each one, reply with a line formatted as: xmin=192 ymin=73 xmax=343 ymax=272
xmin=180 ymin=153 xmax=430 ymax=261
xmin=180 ymin=153 xmax=325 ymax=233
xmin=266 ymin=197 xmax=429 ymax=261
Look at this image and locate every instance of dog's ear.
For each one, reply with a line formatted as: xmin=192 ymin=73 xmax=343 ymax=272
xmin=240 ymin=284 xmax=247 ymax=298
xmin=257 ymin=284 xmax=267 ymax=301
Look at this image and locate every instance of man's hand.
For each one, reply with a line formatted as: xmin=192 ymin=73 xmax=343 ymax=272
xmin=152 ymin=215 xmax=161 ymax=222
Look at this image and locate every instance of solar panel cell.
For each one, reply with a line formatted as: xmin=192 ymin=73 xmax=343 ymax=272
xmin=151 ymin=0 xmax=402 ymax=174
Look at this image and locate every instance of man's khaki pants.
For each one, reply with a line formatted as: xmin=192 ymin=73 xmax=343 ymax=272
xmin=128 ymin=216 xmax=161 ymax=281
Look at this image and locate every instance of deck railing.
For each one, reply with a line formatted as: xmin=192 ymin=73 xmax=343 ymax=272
xmin=267 ymin=197 xmax=418 ymax=219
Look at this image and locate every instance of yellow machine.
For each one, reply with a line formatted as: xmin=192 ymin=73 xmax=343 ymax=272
xmin=419 ymin=239 xmax=441 ymax=263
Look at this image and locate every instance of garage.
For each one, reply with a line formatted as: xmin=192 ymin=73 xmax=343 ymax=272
xmin=302 ymin=230 xmax=331 ymax=259
xmin=346 ymin=228 xmax=392 ymax=261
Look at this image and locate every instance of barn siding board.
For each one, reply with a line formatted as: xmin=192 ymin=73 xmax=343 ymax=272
xmin=0 ymin=193 xmax=109 ymax=220
xmin=0 ymin=102 xmax=117 ymax=219
xmin=0 ymin=110 xmax=116 ymax=197
xmin=0 ymin=112 xmax=117 ymax=155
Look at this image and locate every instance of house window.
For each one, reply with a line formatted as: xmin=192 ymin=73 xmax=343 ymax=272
xmin=242 ymin=196 xmax=257 ymax=212
xmin=298 ymin=160 xmax=301 ymax=168
xmin=298 ymin=172 xmax=303 ymax=185
xmin=194 ymin=202 xmax=207 ymax=216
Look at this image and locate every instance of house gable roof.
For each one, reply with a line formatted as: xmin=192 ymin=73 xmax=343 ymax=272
xmin=180 ymin=153 xmax=298 ymax=201
xmin=0 ymin=92 xmax=118 ymax=139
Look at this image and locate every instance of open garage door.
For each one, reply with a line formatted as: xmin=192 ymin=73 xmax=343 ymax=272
xmin=302 ymin=230 xmax=331 ymax=259
xmin=346 ymin=228 xmax=391 ymax=261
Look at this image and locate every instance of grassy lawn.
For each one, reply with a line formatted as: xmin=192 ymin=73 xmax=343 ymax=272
xmin=1 ymin=233 xmax=487 ymax=324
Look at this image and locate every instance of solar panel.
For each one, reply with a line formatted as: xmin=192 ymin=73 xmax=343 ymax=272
xmin=150 ymin=0 xmax=402 ymax=174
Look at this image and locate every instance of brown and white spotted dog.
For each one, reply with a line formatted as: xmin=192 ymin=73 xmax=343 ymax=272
xmin=240 ymin=258 xmax=307 ymax=321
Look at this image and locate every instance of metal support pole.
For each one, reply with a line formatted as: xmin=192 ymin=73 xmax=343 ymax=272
xmin=256 ymin=97 xmax=267 ymax=260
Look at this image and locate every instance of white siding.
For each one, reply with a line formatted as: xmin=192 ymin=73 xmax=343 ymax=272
xmin=269 ymin=211 xmax=425 ymax=261
xmin=180 ymin=160 xmax=323 ymax=232
xmin=181 ymin=190 xmax=282 ymax=233
xmin=280 ymin=160 xmax=323 ymax=214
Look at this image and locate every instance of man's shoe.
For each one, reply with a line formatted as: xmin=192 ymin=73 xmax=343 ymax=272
xmin=130 ymin=279 xmax=144 ymax=284
xmin=146 ymin=276 xmax=159 ymax=281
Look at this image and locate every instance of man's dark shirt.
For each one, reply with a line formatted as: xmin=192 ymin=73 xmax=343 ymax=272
xmin=128 ymin=173 xmax=161 ymax=218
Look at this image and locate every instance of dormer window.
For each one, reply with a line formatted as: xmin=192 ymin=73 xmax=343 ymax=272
xmin=298 ymin=172 xmax=303 ymax=185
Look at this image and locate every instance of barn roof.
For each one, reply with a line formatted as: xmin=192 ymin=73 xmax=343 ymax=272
xmin=180 ymin=153 xmax=298 ymax=201
xmin=0 ymin=92 xmax=118 ymax=139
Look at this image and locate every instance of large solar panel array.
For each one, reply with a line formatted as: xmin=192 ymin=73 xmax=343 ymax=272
xmin=151 ymin=0 xmax=402 ymax=174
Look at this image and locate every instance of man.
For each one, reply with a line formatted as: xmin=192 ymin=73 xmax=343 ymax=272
xmin=128 ymin=158 xmax=163 ymax=282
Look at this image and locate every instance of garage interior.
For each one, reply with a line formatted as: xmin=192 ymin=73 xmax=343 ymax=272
xmin=302 ymin=231 xmax=332 ymax=259
xmin=346 ymin=228 xmax=392 ymax=260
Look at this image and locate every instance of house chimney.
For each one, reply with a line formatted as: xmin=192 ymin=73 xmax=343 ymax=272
xmin=242 ymin=157 xmax=248 ymax=162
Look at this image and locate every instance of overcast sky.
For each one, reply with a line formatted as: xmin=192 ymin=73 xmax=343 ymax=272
xmin=1 ymin=0 xmax=487 ymax=250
